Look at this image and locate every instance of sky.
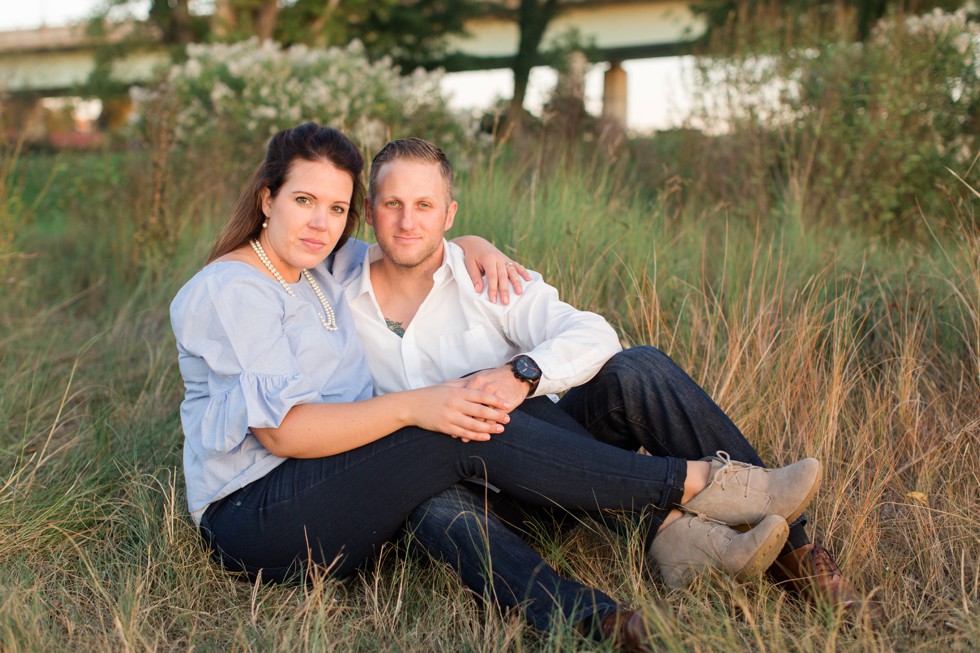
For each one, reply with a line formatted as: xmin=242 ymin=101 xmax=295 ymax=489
xmin=0 ymin=0 xmax=106 ymax=31
xmin=0 ymin=0 xmax=691 ymax=132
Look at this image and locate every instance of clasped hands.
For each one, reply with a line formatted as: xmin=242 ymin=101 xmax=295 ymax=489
xmin=414 ymin=366 xmax=532 ymax=443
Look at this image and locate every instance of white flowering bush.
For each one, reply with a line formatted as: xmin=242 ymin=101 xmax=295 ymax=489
xmin=137 ymin=38 xmax=469 ymax=157
xmin=767 ymin=9 xmax=980 ymax=232
xmin=674 ymin=8 xmax=979 ymax=234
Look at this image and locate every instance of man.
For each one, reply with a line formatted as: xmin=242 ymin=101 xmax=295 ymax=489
xmin=330 ymin=138 xmax=884 ymax=645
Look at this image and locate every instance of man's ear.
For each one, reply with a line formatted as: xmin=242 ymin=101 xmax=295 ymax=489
xmin=444 ymin=200 xmax=458 ymax=231
xmin=364 ymin=197 xmax=374 ymax=227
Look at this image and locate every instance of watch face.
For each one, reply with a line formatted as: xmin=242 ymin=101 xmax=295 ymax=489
xmin=514 ymin=355 xmax=542 ymax=380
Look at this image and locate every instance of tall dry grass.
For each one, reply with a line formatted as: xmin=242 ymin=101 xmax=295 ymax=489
xmin=0 ymin=140 xmax=977 ymax=652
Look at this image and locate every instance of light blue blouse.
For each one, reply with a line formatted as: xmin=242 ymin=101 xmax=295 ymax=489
xmin=170 ymin=257 xmax=374 ymax=525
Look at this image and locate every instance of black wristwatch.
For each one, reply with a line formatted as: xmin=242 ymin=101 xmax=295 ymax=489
xmin=509 ymin=355 xmax=542 ymax=396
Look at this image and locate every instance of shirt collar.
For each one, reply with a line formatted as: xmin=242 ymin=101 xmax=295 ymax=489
xmin=345 ymin=239 xmax=453 ymax=303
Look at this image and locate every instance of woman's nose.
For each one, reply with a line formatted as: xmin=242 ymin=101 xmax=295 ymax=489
xmin=309 ymin=208 xmax=330 ymax=230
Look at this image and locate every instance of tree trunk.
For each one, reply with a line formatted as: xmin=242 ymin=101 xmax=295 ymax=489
xmin=507 ymin=0 xmax=559 ymax=132
xmin=253 ymin=0 xmax=281 ymax=42
xmin=150 ymin=0 xmax=193 ymax=45
xmin=307 ymin=0 xmax=343 ymax=47
xmin=170 ymin=0 xmax=193 ymax=44
xmin=212 ymin=0 xmax=280 ymax=41
xmin=856 ymin=0 xmax=890 ymax=40
xmin=212 ymin=0 xmax=237 ymax=39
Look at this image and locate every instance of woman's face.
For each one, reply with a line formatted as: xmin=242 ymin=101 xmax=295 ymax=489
xmin=258 ymin=158 xmax=354 ymax=281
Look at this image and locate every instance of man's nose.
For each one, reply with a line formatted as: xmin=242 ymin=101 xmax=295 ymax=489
xmin=399 ymin=207 xmax=416 ymax=229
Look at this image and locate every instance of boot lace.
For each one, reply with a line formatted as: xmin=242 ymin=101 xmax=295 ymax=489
xmin=707 ymin=450 xmax=758 ymax=497
xmin=807 ymin=541 xmax=843 ymax=581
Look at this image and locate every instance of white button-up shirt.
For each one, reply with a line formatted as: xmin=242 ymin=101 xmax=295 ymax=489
xmin=333 ymin=240 xmax=622 ymax=396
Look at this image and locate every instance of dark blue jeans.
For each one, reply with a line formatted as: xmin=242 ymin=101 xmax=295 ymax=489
xmin=199 ymin=398 xmax=687 ymax=585
xmin=407 ymin=346 xmax=811 ymax=632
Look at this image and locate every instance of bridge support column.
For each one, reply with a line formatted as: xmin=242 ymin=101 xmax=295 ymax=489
xmin=602 ymin=61 xmax=628 ymax=129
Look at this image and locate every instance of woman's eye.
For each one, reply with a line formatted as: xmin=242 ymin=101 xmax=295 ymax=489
xmin=332 ymin=205 xmax=347 ymax=214
xmin=296 ymin=196 xmax=312 ymax=205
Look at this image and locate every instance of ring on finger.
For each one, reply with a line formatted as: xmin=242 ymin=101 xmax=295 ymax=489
xmin=505 ymin=261 xmax=515 ymax=269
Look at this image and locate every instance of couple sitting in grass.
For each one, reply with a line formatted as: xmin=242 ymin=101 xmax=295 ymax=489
xmin=170 ymin=122 xmax=883 ymax=651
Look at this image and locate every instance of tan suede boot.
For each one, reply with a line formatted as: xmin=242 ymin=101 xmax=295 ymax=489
xmin=682 ymin=451 xmax=821 ymax=526
xmin=648 ymin=513 xmax=789 ymax=589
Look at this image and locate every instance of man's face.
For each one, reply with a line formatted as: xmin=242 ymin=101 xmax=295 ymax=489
xmin=367 ymin=159 xmax=458 ymax=270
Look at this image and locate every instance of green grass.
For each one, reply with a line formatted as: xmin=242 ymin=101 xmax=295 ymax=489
xmin=1 ymin=141 xmax=977 ymax=651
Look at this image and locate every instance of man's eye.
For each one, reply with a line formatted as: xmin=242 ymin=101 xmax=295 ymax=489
xmin=386 ymin=200 xmax=399 ymax=208
xmin=419 ymin=202 xmax=431 ymax=209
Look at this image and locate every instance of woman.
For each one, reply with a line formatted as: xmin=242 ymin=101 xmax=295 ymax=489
xmin=171 ymin=123 xmax=820 ymax=646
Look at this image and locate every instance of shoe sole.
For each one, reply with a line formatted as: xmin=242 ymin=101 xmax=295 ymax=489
xmin=783 ymin=459 xmax=822 ymax=525
xmin=732 ymin=516 xmax=790 ymax=580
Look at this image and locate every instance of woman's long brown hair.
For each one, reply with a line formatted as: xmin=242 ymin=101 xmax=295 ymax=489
xmin=207 ymin=122 xmax=365 ymax=264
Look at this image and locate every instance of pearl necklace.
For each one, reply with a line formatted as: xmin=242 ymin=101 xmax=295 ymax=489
xmin=250 ymin=239 xmax=338 ymax=331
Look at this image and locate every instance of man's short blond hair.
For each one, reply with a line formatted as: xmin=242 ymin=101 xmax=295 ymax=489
xmin=368 ymin=137 xmax=454 ymax=203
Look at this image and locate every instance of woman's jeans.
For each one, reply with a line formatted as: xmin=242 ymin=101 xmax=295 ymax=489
xmin=407 ymin=346 xmax=811 ymax=632
xmin=199 ymin=390 xmax=688 ymax=585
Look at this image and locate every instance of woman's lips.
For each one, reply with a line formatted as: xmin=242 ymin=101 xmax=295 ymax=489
xmin=301 ymin=238 xmax=327 ymax=250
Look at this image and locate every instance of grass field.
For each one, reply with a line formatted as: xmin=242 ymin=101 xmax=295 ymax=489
xmin=1 ymin=141 xmax=978 ymax=652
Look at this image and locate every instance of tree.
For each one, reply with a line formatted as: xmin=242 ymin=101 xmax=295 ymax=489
xmin=89 ymin=0 xmax=477 ymax=69
xmin=474 ymin=1 xmax=603 ymax=132
xmin=212 ymin=0 xmax=281 ymax=41
xmin=89 ymin=0 xmax=208 ymax=47
xmin=84 ymin=0 xmax=209 ymax=102
xmin=691 ymin=0 xmax=966 ymax=44
xmin=274 ymin=0 xmax=481 ymax=70
xmin=508 ymin=0 xmax=560 ymax=126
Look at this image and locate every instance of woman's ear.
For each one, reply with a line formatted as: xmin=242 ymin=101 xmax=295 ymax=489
xmin=260 ymin=188 xmax=272 ymax=216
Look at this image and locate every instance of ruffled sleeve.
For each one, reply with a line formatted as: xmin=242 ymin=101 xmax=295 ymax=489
xmin=196 ymin=370 xmax=320 ymax=452
xmin=172 ymin=265 xmax=323 ymax=453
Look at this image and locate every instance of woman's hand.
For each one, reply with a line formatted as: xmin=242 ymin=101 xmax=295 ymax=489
xmin=452 ymin=235 xmax=531 ymax=304
xmin=410 ymin=381 xmax=515 ymax=442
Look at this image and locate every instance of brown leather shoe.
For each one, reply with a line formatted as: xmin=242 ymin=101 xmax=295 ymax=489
xmin=768 ymin=542 xmax=886 ymax=625
xmin=599 ymin=609 xmax=655 ymax=653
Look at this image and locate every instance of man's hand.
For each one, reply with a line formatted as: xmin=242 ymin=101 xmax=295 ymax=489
xmin=460 ymin=366 xmax=532 ymax=412
xmin=412 ymin=382 xmax=514 ymax=441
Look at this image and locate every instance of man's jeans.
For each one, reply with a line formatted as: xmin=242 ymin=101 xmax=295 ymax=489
xmin=406 ymin=346 xmax=810 ymax=632
xmin=199 ymin=362 xmax=688 ymax=584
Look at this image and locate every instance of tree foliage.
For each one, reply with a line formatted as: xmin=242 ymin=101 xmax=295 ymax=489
xmin=473 ymin=0 xmax=600 ymax=129
xmin=88 ymin=0 xmax=479 ymax=68
xmin=674 ymin=7 xmax=979 ymax=234
xmin=692 ymin=0 xmax=968 ymax=45
xmin=275 ymin=0 xmax=482 ymax=70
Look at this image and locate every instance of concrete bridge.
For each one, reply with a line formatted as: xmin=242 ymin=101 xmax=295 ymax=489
xmin=0 ymin=1 xmax=704 ymax=137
